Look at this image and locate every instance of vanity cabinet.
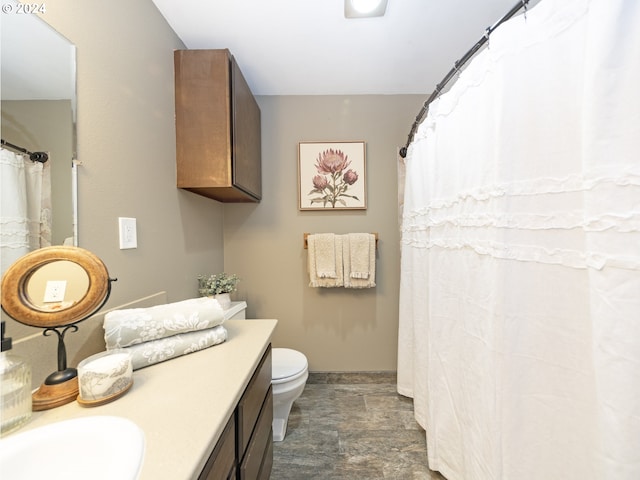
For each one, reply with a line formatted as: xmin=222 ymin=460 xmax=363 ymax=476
xmin=237 ymin=346 xmax=273 ymax=480
xmin=22 ymin=320 xmax=278 ymax=480
xmin=174 ymin=49 xmax=261 ymax=203
xmin=199 ymin=345 xmax=273 ymax=480
xmin=199 ymin=414 xmax=236 ymax=480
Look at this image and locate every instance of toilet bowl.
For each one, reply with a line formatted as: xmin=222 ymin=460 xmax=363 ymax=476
xmin=271 ymin=348 xmax=308 ymax=442
xmin=223 ymin=302 xmax=309 ymax=442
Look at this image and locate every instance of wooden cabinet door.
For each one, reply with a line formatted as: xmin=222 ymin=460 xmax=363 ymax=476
xmin=231 ymin=55 xmax=261 ymax=201
xmin=198 ymin=414 xmax=236 ymax=480
xmin=175 ymin=49 xmax=232 ymax=190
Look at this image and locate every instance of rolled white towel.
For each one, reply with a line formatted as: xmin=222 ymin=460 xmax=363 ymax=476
xmin=111 ymin=325 xmax=228 ymax=371
xmin=104 ymin=297 xmax=224 ymax=349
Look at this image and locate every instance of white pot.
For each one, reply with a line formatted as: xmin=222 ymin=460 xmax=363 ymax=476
xmin=214 ymin=293 xmax=231 ymax=310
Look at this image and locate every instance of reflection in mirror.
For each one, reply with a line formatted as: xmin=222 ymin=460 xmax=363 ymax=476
xmin=26 ymin=260 xmax=89 ymax=312
xmin=0 ymin=1 xmax=78 ymax=276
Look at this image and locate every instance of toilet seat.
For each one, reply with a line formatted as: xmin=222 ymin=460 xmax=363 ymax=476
xmin=272 ymin=348 xmax=308 ymax=384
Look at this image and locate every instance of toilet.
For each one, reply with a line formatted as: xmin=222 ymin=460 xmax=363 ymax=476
xmin=225 ymin=301 xmax=309 ymax=442
xmin=271 ymin=347 xmax=308 ymax=441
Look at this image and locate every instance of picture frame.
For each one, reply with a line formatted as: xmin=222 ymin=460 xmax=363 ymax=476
xmin=298 ymin=141 xmax=367 ymax=210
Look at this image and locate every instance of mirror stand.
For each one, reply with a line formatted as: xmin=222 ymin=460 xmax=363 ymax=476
xmin=32 ymin=325 xmax=80 ymax=411
xmin=32 ymin=378 xmax=80 ymax=411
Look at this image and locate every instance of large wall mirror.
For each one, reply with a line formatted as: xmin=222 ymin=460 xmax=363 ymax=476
xmin=1 ymin=0 xmax=78 ymax=276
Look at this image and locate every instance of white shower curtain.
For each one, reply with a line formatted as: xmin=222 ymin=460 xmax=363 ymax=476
xmin=397 ymin=0 xmax=640 ymax=479
xmin=0 ymin=147 xmax=52 ymax=276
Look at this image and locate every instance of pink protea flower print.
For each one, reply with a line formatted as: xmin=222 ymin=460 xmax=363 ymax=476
xmin=312 ymin=175 xmax=329 ymax=190
xmin=315 ymin=149 xmax=351 ymax=174
xmin=307 ymin=148 xmax=360 ymax=208
xmin=343 ymin=169 xmax=358 ymax=185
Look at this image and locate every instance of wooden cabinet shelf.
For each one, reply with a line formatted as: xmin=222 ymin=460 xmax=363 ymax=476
xmin=174 ymin=49 xmax=261 ymax=202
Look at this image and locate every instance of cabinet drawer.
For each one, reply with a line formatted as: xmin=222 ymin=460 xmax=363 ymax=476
xmin=240 ymin=387 xmax=273 ymax=480
xmin=257 ymin=427 xmax=274 ymax=480
xmin=237 ymin=345 xmax=272 ymax=457
xmin=198 ymin=413 xmax=236 ymax=480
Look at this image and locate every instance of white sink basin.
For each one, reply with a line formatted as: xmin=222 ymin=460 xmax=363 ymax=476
xmin=0 ymin=416 xmax=145 ymax=480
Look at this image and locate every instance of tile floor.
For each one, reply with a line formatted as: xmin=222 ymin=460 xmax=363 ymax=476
xmin=271 ymin=372 xmax=447 ymax=480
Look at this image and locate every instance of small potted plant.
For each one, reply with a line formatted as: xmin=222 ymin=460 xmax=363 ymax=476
xmin=197 ymin=273 xmax=239 ymax=309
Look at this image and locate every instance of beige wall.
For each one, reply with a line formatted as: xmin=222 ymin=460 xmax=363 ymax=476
xmin=224 ymin=95 xmax=423 ymax=372
xmin=3 ymin=0 xmax=425 ymax=381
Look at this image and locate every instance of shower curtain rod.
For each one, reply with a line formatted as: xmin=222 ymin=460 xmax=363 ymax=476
xmin=399 ymin=0 xmax=530 ymax=159
xmin=1 ymin=138 xmax=49 ymax=163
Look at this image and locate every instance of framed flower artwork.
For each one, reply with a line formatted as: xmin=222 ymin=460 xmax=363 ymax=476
xmin=298 ymin=141 xmax=367 ymax=210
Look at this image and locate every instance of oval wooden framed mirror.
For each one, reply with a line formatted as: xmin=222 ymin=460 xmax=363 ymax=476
xmin=1 ymin=246 xmax=115 ymax=410
xmin=1 ymin=246 xmax=111 ymax=328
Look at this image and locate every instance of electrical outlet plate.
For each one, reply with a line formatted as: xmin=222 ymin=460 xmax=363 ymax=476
xmin=118 ymin=217 xmax=137 ymax=249
xmin=43 ymin=280 xmax=67 ymax=303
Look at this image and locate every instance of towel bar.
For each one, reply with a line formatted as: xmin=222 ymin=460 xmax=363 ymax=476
xmin=303 ymin=233 xmax=378 ymax=249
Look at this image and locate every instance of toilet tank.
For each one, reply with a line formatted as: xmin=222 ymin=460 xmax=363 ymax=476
xmin=223 ymin=301 xmax=247 ymax=320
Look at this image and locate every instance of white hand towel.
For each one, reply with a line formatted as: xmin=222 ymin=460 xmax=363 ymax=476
xmin=313 ymin=233 xmax=337 ymax=278
xmin=308 ymin=234 xmax=344 ymax=287
xmin=349 ymin=233 xmax=372 ymax=279
xmin=104 ymin=297 xmax=224 ymax=348
xmin=343 ymin=234 xmax=376 ymax=288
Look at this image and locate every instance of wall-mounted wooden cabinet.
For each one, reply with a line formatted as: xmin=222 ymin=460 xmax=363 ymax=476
xmin=174 ymin=49 xmax=261 ymax=202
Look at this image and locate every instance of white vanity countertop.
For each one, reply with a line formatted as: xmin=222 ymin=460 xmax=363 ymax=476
xmin=21 ymin=319 xmax=278 ymax=480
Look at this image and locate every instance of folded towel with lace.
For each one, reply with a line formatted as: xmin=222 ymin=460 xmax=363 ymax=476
xmin=104 ymin=297 xmax=225 ymax=349
xmin=308 ymin=234 xmax=344 ymax=287
xmin=109 ymin=325 xmax=227 ymax=370
xmin=312 ymin=233 xmax=338 ymax=278
xmin=343 ymin=233 xmax=376 ymax=288
xmin=348 ymin=233 xmax=373 ymax=279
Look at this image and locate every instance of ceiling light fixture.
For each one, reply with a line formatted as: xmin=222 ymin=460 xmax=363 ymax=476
xmin=344 ymin=0 xmax=388 ymax=18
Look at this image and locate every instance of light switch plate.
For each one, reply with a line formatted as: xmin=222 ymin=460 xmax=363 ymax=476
xmin=118 ymin=217 xmax=137 ymax=249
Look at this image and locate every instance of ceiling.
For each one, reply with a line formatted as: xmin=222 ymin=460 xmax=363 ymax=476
xmin=151 ymin=0 xmax=526 ymax=96
xmin=0 ymin=1 xmax=531 ymax=101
